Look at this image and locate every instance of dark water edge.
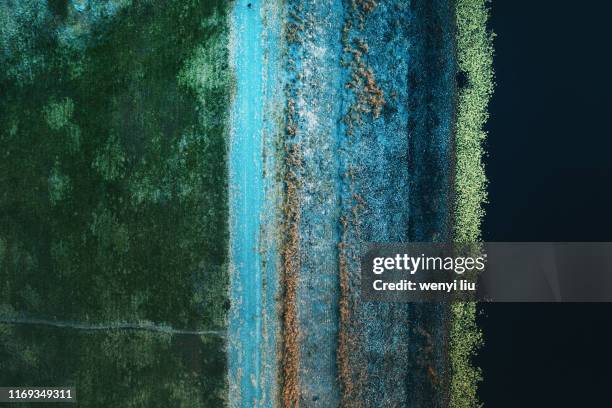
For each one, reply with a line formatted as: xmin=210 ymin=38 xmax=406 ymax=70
xmin=479 ymin=1 xmax=612 ymax=407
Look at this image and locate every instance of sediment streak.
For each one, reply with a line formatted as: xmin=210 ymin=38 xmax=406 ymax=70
xmin=0 ymin=317 xmax=223 ymax=336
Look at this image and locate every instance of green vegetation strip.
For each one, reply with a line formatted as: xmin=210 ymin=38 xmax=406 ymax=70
xmin=451 ymin=0 xmax=494 ymax=407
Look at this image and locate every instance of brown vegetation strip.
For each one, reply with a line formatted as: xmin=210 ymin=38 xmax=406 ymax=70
xmin=281 ymin=143 xmax=301 ymax=408
xmin=337 ymin=216 xmax=354 ymax=407
xmin=280 ymin=6 xmax=305 ymax=405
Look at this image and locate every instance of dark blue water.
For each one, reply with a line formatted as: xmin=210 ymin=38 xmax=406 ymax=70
xmin=480 ymin=1 xmax=612 ymax=406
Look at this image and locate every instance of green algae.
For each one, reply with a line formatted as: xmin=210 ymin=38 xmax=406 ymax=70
xmin=454 ymin=0 xmax=494 ymax=244
xmin=451 ymin=0 xmax=494 ymax=407
xmin=0 ymin=1 xmax=231 ymax=405
xmin=0 ymin=324 xmax=225 ymax=407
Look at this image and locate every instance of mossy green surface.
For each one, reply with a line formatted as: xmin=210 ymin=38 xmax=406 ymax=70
xmin=0 ymin=1 xmax=230 ymax=405
xmin=451 ymin=0 xmax=494 ymax=407
xmin=0 ymin=324 xmax=225 ymax=407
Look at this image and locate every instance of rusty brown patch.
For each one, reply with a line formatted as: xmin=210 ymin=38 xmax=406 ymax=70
xmin=341 ymin=1 xmax=385 ymax=137
xmin=280 ymin=7 xmax=306 ymax=406
xmin=281 ymin=144 xmax=301 ymax=408
xmin=337 ymin=215 xmax=353 ymax=407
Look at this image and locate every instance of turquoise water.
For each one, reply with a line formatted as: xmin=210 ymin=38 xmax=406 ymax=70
xmin=228 ymin=0 xmax=265 ymax=405
xmin=228 ymin=1 xmax=283 ymax=406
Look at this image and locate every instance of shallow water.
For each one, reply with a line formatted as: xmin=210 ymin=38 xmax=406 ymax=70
xmin=228 ymin=0 xmax=265 ymax=405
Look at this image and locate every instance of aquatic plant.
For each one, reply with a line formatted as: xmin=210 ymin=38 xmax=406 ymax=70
xmin=451 ymin=0 xmax=494 ymax=407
